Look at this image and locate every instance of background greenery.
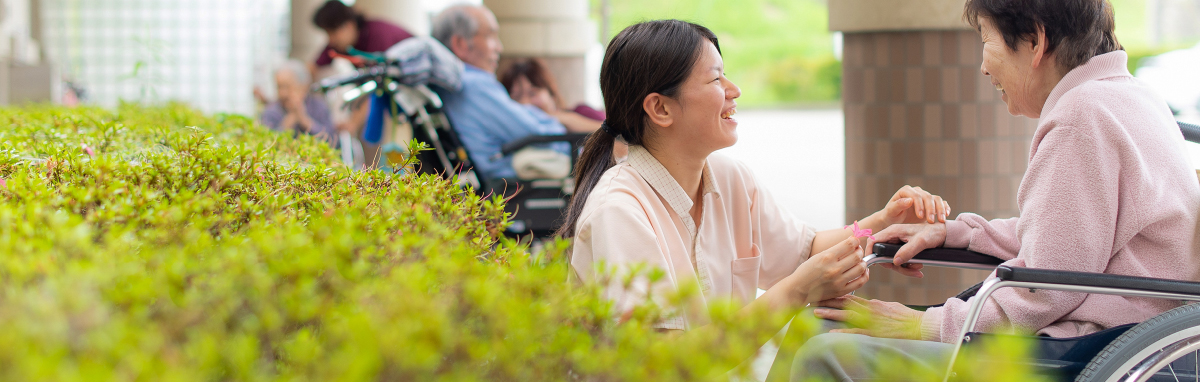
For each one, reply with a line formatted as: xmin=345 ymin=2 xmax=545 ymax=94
xmin=596 ymin=0 xmax=1197 ymax=107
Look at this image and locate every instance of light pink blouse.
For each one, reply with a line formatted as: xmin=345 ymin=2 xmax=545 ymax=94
xmin=570 ymin=145 xmax=817 ymax=330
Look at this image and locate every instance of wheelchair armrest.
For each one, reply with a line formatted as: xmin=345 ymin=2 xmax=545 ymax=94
xmin=499 ymin=133 xmax=592 ymax=156
xmin=1180 ymin=121 xmax=1200 ymax=144
xmin=866 ymin=243 xmax=1005 ymax=270
xmin=995 ymin=266 xmax=1200 ymax=297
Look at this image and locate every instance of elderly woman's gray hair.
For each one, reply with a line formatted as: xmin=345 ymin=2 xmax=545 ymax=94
xmin=964 ymin=0 xmax=1121 ymax=71
xmin=275 ymin=59 xmax=312 ymax=86
xmin=432 ymin=5 xmax=480 ymax=48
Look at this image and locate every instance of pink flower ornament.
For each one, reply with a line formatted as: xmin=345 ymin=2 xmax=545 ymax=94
xmin=844 ymin=220 xmax=875 ymax=241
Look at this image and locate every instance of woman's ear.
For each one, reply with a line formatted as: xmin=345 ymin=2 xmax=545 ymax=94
xmin=643 ymin=93 xmax=674 ymax=128
xmin=1029 ymin=24 xmax=1050 ymax=69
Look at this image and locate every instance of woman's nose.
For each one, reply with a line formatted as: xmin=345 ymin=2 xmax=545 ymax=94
xmin=726 ymin=79 xmax=742 ymax=99
xmin=980 ymin=62 xmax=990 ymax=76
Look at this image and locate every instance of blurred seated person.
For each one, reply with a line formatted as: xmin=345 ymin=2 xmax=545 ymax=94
xmin=500 ymin=58 xmax=627 ymax=158
xmin=312 ymin=0 xmax=414 ymax=144
xmin=312 ymin=0 xmax=413 ymax=70
xmin=500 ymin=58 xmax=604 ymax=132
xmin=432 ymin=5 xmax=590 ymax=182
xmin=260 ymin=60 xmax=336 ymax=145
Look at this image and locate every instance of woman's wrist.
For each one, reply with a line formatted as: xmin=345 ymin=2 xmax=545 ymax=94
xmin=860 ymin=211 xmax=888 ymax=232
xmin=779 ymin=272 xmax=812 ymax=308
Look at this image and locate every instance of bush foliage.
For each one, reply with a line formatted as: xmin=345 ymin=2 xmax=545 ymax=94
xmin=0 ymin=104 xmax=1046 ymax=381
xmin=0 ymin=104 xmax=802 ymax=381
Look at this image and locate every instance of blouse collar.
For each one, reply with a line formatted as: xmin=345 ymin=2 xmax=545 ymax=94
xmin=625 ymin=145 xmax=720 ymax=239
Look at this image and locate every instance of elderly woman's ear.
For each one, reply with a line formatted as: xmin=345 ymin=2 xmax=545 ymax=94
xmin=1029 ymin=24 xmax=1052 ymax=69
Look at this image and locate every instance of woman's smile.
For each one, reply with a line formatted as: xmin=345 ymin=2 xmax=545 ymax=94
xmin=721 ymin=106 xmax=738 ymax=123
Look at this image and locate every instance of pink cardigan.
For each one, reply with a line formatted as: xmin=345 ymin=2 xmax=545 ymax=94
xmin=921 ymin=51 xmax=1200 ymax=342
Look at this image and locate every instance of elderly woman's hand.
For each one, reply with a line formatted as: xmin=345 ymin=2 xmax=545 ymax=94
xmin=814 ymin=295 xmax=925 ymax=340
xmin=866 ymin=222 xmax=948 ymax=278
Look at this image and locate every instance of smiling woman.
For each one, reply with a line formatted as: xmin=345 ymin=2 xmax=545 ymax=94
xmin=558 ymin=20 xmax=952 ymax=364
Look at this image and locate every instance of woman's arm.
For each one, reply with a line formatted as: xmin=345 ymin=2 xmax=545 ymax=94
xmin=551 ymin=110 xmax=602 ymax=133
xmin=823 ymin=124 xmax=1123 ymax=342
xmin=810 ymin=186 xmax=952 ymax=256
xmin=577 ymin=195 xmax=864 ymax=350
xmin=665 ymin=237 xmax=868 ymax=356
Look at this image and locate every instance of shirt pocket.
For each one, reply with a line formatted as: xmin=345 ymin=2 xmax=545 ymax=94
xmin=730 ymin=250 xmax=762 ymax=304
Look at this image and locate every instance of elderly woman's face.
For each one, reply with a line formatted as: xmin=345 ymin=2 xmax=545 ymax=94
xmin=979 ymin=17 xmax=1041 ymax=118
xmin=275 ymin=71 xmax=304 ymax=104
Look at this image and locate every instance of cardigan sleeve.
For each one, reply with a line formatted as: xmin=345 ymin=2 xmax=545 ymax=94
xmin=922 ymin=122 xmax=1122 ymax=342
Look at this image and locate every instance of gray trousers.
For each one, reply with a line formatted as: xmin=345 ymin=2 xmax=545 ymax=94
xmin=789 ymin=332 xmax=954 ymax=382
xmin=765 ymin=315 xmax=954 ymax=382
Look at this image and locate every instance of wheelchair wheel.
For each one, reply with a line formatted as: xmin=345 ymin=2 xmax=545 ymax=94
xmin=1076 ymin=303 xmax=1200 ymax=382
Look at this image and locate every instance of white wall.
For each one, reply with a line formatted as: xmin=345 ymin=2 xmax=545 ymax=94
xmin=40 ymin=0 xmax=289 ymax=115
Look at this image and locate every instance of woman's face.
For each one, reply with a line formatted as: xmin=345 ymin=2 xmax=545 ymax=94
xmin=275 ymin=70 xmax=304 ymax=104
xmin=325 ymin=21 xmax=358 ymax=52
xmin=671 ymin=41 xmax=741 ymax=152
xmin=979 ymin=17 xmax=1041 ymax=118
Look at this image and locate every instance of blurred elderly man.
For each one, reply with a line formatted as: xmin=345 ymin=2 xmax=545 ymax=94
xmin=260 ymin=60 xmax=336 ymax=144
xmin=431 ymin=5 xmax=581 ymax=182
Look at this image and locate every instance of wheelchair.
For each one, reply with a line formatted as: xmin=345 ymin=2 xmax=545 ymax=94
xmin=842 ymin=121 xmax=1200 ymax=382
xmin=313 ymin=53 xmax=583 ymax=240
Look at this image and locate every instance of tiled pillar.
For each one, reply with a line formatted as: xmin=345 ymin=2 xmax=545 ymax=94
xmin=832 ymin=0 xmax=1038 ymax=305
xmin=290 ymin=0 xmax=326 ymax=61
xmin=354 ymin=0 xmax=428 ymax=38
xmin=483 ymin=0 xmax=594 ymax=108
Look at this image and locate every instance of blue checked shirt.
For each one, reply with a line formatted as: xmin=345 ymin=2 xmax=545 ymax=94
xmin=436 ymin=64 xmax=568 ymax=180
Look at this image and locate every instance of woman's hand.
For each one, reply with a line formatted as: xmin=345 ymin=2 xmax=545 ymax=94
xmin=872 ymin=186 xmax=951 ymax=227
xmin=814 ymin=295 xmax=924 ymax=340
xmin=789 ymin=236 xmax=869 ymax=304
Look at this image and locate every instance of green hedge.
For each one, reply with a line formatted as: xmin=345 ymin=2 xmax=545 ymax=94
xmin=0 ymin=104 xmax=1042 ymax=381
xmin=0 ymin=104 xmax=799 ymax=381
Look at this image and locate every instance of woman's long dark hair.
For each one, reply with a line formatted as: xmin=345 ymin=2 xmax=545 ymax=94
xmin=556 ymin=20 xmax=719 ymax=238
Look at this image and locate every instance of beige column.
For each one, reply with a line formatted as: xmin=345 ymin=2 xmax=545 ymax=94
xmin=290 ymin=0 xmax=327 ymax=61
xmin=833 ymin=0 xmax=1037 ymax=305
xmin=354 ymin=0 xmax=428 ymax=37
xmin=483 ymin=0 xmax=595 ymax=108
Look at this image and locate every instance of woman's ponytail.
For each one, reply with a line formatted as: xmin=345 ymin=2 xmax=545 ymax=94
xmin=556 ymin=122 xmax=617 ymax=238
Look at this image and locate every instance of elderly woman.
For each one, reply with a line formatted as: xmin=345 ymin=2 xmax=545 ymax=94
xmin=260 ymin=60 xmax=336 ymax=144
xmin=499 ymin=58 xmax=605 ymax=132
xmin=791 ymin=0 xmax=1200 ymax=380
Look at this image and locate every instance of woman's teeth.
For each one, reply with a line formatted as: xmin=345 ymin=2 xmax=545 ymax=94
xmin=994 ymin=84 xmax=1004 ymax=92
xmin=721 ymin=108 xmax=737 ymax=119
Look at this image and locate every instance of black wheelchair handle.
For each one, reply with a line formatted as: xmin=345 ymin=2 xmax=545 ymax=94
xmin=499 ymin=133 xmax=592 ymax=156
xmin=996 ymin=265 xmax=1200 ymax=297
xmin=1179 ymin=121 xmax=1200 ymax=144
xmin=872 ymin=243 xmax=1005 ymax=266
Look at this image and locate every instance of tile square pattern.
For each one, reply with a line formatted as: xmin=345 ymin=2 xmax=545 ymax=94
xmin=843 ymin=31 xmax=1037 ymax=305
xmin=40 ymin=0 xmax=290 ymax=116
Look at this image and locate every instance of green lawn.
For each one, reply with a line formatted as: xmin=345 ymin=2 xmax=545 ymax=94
xmin=600 ymin=0 xmax=839 ymax=107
